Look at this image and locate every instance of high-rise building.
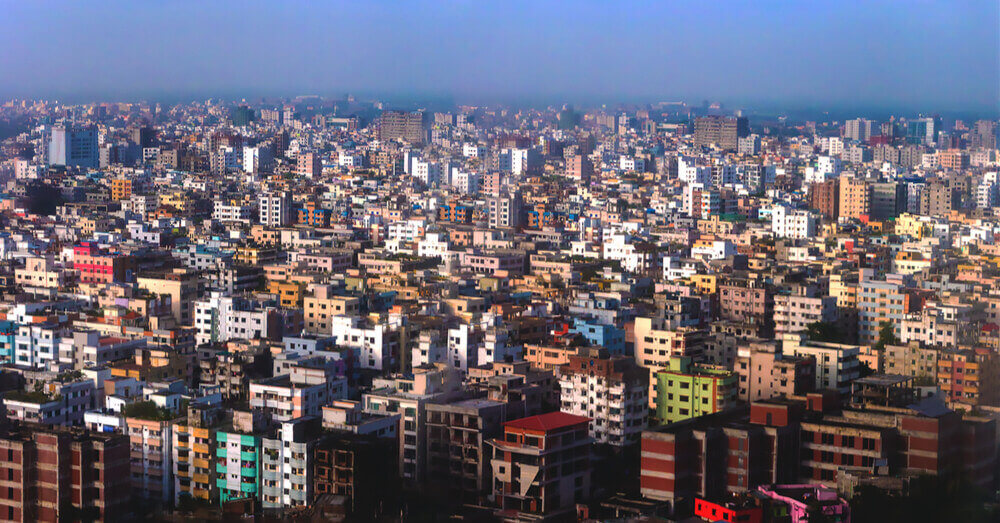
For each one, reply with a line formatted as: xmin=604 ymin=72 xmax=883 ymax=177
xmin=566 ymin=154 xmax=594 ymax=183
xmin=296 ymin=151 xmax=322 ymax=178
xmin=377 ymin=111 xmax=424 ymax=144
xmin=844 ymin=118 xmax=876 ymax=141
xmin=837 ymin=177 xmax=870 ymax=220
xmin=558 ymin=347 xmax=648 ymax=446
xmin=809 ymin=179 xmax=839 ymax=219
xmin=259 ymin=191 xmax=293 ymax=227
xmin=694 ymin=116 xmax=749 ymax=151
xmin=230 ymin=105 xmax=255 ymax=126
xmin=970 ymin=120 xmax=997 ymax=149
xmin=489 ymin=412 xmax=592 ymax=521
xmin=129 ymin=126 xmax=156 ymax=148
xmin=918 ymin=180 xmax=960 ymax=217
xmin=869 ymin=182 xmax=906 ymax=221
xmin=0 ymin=424 xmax=131 ymax=522
xmin=48 ymin=125 xmax=98 ymax=168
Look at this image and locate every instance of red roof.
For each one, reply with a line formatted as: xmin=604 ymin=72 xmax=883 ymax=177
xmin=505 ymin=412 xmax=589 ymax=432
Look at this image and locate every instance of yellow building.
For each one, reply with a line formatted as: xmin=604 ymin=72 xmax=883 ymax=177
xmin=267 ymin=280 xmax=306 ymax=308
xmin=172 ymin=406 xmax=221 ymax=503
xmin=111 ymin=178 xmax=133 ymax=200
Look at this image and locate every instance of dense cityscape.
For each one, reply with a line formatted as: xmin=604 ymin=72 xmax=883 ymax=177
xmin=0 ymin=94 xmax=996 ymax=523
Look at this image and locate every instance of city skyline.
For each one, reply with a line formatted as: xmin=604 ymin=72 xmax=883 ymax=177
xmin=1 ymin=1 xmax=997 ymax=115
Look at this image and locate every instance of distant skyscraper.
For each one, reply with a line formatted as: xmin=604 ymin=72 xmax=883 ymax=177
xmin=231 ymin=105 xmax=255 ymax=126
xmin=971 ymin=120 xmax=998 ymax=150
xmin=844 ymin=118 xmax=876 ymax=142
xmin=693 ymin=116 xmax=749 ymax=151
xmin=376 ymin=111 xmax=425 ymax=144
xmin=48 ymin=125 xmax=98 ymax=168
xmin=129 ymin=126 xmax=156 ymax=148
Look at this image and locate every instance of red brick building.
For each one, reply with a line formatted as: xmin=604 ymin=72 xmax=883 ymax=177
xmin=640 ymin=393 xmax=996 ymax=514
xmin=0 ymin=424 xmax=131 ymax=522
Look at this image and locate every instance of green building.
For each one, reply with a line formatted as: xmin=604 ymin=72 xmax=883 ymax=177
xmin=655 ymin=356 xmax=738 ymax=424
xmin=215 ymin=428 xmax=262 ymax=504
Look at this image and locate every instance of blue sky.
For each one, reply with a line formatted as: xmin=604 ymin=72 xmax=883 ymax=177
xmin=1 ymin=1 xmax=997 ymax=113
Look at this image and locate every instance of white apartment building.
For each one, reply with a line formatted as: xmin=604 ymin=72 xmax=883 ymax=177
xmin=259 ymin=192 xmax=293 ymax=227
xmin=2 ymin=379 xmax=96 ymax=426
xmin=462 ymin=143 xmax=487 ymax=158
xmin=14 ymin=322 xmax=67 ymax=369
xmin=387 ymin=218 xmax=427 ymax=243
xmin=450 ymin=170 xmax=479 ymax=194
xmin=558 ymin=349 xmax=648 ymax=446
xmin=249 ymin=364 xmax=347 ymax=422
xmin=782 ymin=334 xmax=861 ymax=394
xmin=771 ymin=206 xmax=817 ymax=239
xmin=243 ymin=145 xmax=273 ymax=174
xmin=603 ymin=234 xmax=656 ymax=274
xmin=691 ymin=239 xmax=737 ymax=260
xmin=411 ymin=159 xmax=442 ymax=185
xmin=194 ymin=293 xmax=279 ymax=346
xmin=214 ymin=199 xmax=252 ymax=223
xmin=329 ymin=315 xmax=400 ymax=370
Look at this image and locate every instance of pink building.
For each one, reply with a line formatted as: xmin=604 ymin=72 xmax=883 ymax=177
xmin=756 ymin=484 xmax=850 ymax=523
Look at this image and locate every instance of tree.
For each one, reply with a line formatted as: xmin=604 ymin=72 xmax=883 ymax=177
xmin=872 ymin=321 xmax=900 ymax=352
xmin=806 ymin=321 xmax=848 ymax=344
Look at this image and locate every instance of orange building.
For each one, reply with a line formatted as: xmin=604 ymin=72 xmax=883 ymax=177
xmin=937 ymin=349 xmax=1000 ymax=409
xmin=111 ymin=178 xmax=133 ymax=200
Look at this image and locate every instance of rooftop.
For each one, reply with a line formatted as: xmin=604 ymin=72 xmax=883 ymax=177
xmin=505 ymin=411 xmax=590 ymax=432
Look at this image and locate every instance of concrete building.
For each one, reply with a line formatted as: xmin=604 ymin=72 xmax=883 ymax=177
xmin=773 ymin=287 xmax=838 ymax=338
xmin=558 ymin=348 xmax=648 ymax=446
xmin=362 ymin=365 xmax=464 ymax=483
xmin=694 ymin=116 xmax=749 ymax=151
xmin=838 ymin=177 xmax=870 ymax=220
xmin=49 ymin=125 xmax=98 ymax=169
xmin=782 ymin=334 xmax=862 ymax=394
xmin=736 ymin=342 xmax=816 ymax=402
xmin=259 ymin=191 xmax=293 ymax=227
xmin=489 ymin=412 xmax=592 ymax=521
xmin=261 ymin=417 xmax=322 ymax=510
xmin=377 ymin=111 xmax=424 ymax=144
xmin=424 ymin=398 xmax=508 ymax=504
xmin=127 ymin=414 xmax=181 ymax=505
xmin=771 ymin=206 xmax=817 ymax=239
xmin=654 ymin=356 xmax=738 ymax=424
xmin=0 ymin=425 xmax=130 ymax=522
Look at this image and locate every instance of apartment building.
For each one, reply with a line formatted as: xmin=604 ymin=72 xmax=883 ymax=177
xmin=312 ymin=432 xmax=397 ymax=517
xmin=363 ymin=365 xmax=463 ymax=483
xmin=0 ymin=425 xmax=130 ymax=522
xmin=261 ymin=417 xmax=321 ymax=510
xmin=215 ymin=411 xmax=265 ymax=505
xmin=655 ymin=356 xmax=739 ymax=424
xmin=558 ymin=348 xmax=648 ymax=446
xmin=736 ymin=342 xmax=816 ymax=402
xmin=127 ymin=414 xmax=181 ymax=505
xmin=884 ymin=342 xmax=939 ymax=379
xmin=773 ymin=287 xmax=838 ymax=338
xmin=489 ymin=412 xmax=592 ymax=521
xmin=425 ymin=399 xmax=508 ymax=504
xmin=782 ymin=334 xmax=862 ymax=394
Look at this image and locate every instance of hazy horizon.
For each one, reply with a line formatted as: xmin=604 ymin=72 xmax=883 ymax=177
xmin=2 ymin=1 xmax=998 ymax=118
